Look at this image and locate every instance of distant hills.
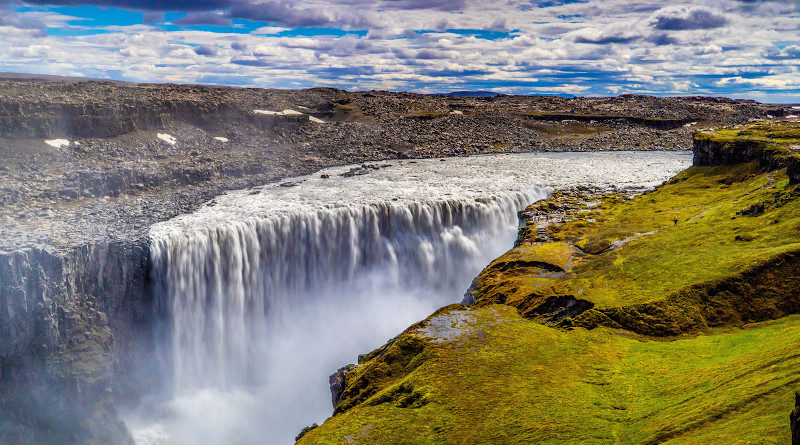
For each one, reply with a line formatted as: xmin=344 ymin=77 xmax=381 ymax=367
xmin=435 ymin=90 xmax=501 ymax=97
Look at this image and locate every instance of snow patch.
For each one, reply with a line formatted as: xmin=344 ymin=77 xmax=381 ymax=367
xmin=308 ymin=116 xmax=326 ymax=124
xmin=254 ymin=109 xmax=304 ymax=116
xmin=214 ymin=137 xmax=229 ymax=143
xmin=45 ymin=139 xmax=70 ymax=148
xmin=157 ymin=133 xmax=177 ymax=145
xmin=450 ymin=110 xmax=463 ymax=115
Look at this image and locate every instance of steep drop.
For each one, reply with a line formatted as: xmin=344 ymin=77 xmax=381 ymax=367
xmin=135 ymin=152 xmax=690 ymax=444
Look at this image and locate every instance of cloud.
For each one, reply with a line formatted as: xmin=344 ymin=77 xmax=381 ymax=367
xmin=193 ymin=44 xmax=217 ymax=56
xmin=250 ymin=26 xmax=288 ymax=35
xmin=142 ymin=11 xmax=164 ymax=23
xmin=0 ymin=0 xmax=798 ymax=102
xmin=173 ymin=12 xmax=233 ymax=27
xmin=229 ymin=1 xmax=373 ymax=29
xmin=0 ymin=7 xmax=46 ymax=36
xmin=645 ymin=33 xmax=678 ymax=46
xmin=650 ymin=6 xmax=728 ymax=30
xmin=379 ymin=0 xmax=467 ymax=11
xmin=21 ymin=0 xmax=234 ymax=11
xmin=569 ymin=24 xmax=641 ymax=45
xmin=763 ymin=45 xmax=800 ymax=59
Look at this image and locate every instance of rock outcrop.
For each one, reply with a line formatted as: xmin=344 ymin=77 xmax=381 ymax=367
xmin=0 ymin=242 xmax=150 ymax=443
xmin=693 ymin=120 xmax=800 ymax=183
xmin=329 ymin=365 xmax=356 ymax=409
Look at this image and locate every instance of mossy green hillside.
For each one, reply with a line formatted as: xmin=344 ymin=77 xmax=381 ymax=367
xmin=299 ymin=305 xmax=800 ymax=444
xmin=470 ymin=160 xmax=800 ymax=335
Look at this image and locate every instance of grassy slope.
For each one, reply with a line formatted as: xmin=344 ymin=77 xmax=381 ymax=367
xmin=470 ymin=161 xmax=800 ymax=335
xmin=300 ymin=306 xmax=800 ymax=444
xmin=553 ymin=162 xmax=800 ymax=308
xmin=300 ymin=122 xmax=800 ymax=443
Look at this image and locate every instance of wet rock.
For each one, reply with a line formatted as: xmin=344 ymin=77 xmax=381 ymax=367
xmin=329 ymin=364 xmax=356 ymax=409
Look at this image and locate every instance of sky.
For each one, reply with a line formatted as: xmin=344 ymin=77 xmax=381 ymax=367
xmin=0 ymin=0 xmax=798 ymax=101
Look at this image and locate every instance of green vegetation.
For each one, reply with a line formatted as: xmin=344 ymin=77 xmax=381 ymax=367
xmin=300 ymin=306 xmax=800 ymax=444
xmin=473 ymin=161 xmax=800 ymax=335
xmin=299 ymin=122 xmax=800 ymax=444
xmin=696 ymin=120 xmax=800 ymax=146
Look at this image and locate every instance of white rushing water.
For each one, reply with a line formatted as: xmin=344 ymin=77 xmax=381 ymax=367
xmin=130 ymin=151 xmax=691 ymax=444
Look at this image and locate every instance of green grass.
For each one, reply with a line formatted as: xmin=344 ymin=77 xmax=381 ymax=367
xmin=696 ymin=120 xmax=800 ymax=146
xmin=560 ymin=163 xmax=800 ymax=308
xmin=300 ymin=306 xmax=800 ymax=444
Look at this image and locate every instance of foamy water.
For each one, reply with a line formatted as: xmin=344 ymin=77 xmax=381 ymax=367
xmin=129 ymin=151 xmax=691 ymax=444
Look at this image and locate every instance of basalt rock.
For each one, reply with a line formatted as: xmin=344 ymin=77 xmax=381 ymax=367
xmin=329 ymin=364 xmax=356 ymax=409
xmin=0 ymin=241 xmax=152 ymax=442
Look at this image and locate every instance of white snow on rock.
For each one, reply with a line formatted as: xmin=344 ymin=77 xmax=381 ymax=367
xmin=308 ymin=116 xmax=326 ymax=124
xmin=45 ymin=139 xmax=70 ymax=148
xmin=157 ymin=133 xmax=177 ymax=145
xmin=450 ymin=110 xmax=463 ymax=115
xmin=254 ymin=109 xmax=304 ymax=116
xmin=214 ymin=137 xmax=229 ymax=143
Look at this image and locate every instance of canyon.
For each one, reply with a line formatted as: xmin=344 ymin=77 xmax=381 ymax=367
xmin=0 ymin=76 xmax=795 ymax=443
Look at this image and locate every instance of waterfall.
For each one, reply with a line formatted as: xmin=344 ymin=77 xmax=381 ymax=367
xmin=135 ymin=152 xmax=692 ymax=444
xmin=150 ymin=192 xmax=535 ymax=392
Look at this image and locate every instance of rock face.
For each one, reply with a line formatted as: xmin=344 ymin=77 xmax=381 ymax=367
xmin=693 ymin=120 xmax=800 ymax=183
xmin=329 ymin=364 xmax=356 ymax=409
xmin=0 ymin=242 xmax=149 ymax=443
